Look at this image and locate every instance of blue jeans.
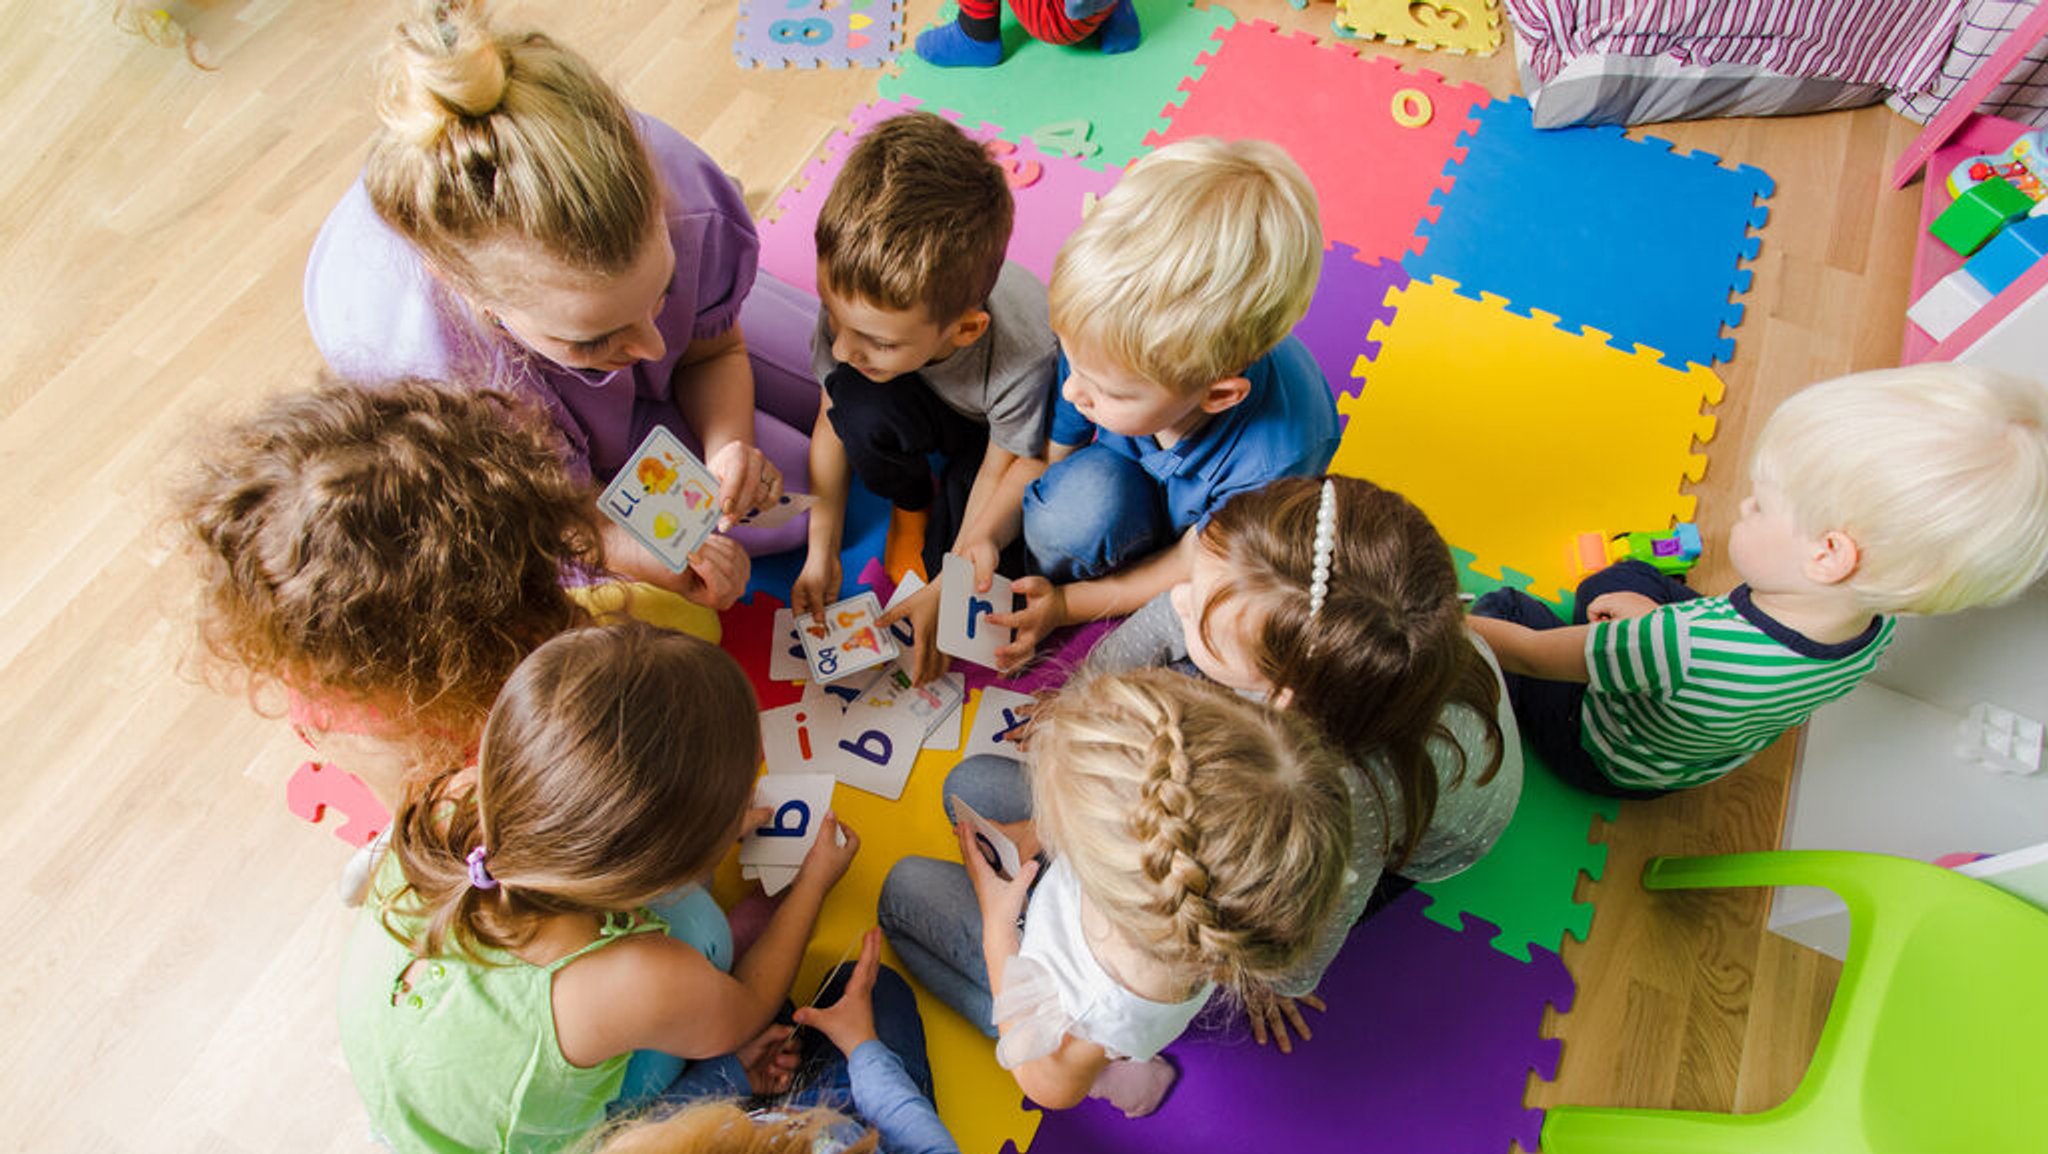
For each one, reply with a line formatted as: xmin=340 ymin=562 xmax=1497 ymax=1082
xmin=878 ymin=755 xmax=1034 ymax=1038
xmin=658 ymin=965 xmax=935 ymax=1110
xmin=1469 ymin=559 xmax=1693 ymax=798
xmin=1022 ymin=445 xmax=1175 ymax=582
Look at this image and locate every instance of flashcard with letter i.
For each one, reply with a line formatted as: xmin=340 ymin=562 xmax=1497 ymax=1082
xmin=597 ymin=426 xmax=721 ymax=573
xmin=936 ymin=553 xmax=1016 ymax=669
xmin=798 ymin=592 xmax=899 ymax=683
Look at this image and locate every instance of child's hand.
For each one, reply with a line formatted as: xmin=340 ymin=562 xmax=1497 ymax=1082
xmin=792 ymin=550 xmax=841 ymax=624
xmin=1585 ymin=590 xmax=1661 ymax=623
xmin=791 ymin=927 xmax=883 ymax=1058
xmin=956 ymin=539 xmax=1001 ymax=593
xmin=796 ymin=812 xmax=861 ymax=892
xmin=1244 ymin=985 xmax=1326 ymax=1055
xmin=680 ymin=534 xmax=750 ymax=610
xmin=877 ymin=581 xmax=947 ymax=685
xmin=706 ymin=441 xmax=784 ymax=532
xmin=990 ymin=577 xmax=1067 ymax=671
xmin=735 ymin=1022 xmax=799 ymax=1095
xmin=959 ymin=820 xmax=1039 ymax=927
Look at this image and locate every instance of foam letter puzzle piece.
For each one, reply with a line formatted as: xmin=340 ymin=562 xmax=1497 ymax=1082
xmin=733 ymin=0 xmax=904 ymax=69
xmin=1335 ymin=0 xmax=1501 ymax=55
xmin=284 ymin=761 xmax=390 ymax=848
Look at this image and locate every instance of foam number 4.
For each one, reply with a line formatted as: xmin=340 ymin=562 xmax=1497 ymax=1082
xmin=771 ymin=16 xmax=833 ymax=44
xmin=984 ymin=139 xmax=1043 ymax=190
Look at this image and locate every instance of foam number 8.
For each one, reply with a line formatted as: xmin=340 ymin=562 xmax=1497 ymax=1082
xmin=1390 ymin=87 xmax=1434 ymax=129
xmin=771 ymin=17 xmax=833 ymax=44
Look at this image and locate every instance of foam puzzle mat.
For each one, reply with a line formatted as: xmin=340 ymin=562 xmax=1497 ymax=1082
xmin=1147 ymin=20 xmax=1492 ymax=264
xmin=1332 ymin=275 xmax=1723 ymax=606
xmin=1335 ymin=0 xmax=1501 ymax=56
xmin=734 ymin=0 xmax=903 ymax=69
xmin=880 ymin=0 xmax=1236 ymax=169
xmin=1408 ymin=96 xmax=1773 ymax=370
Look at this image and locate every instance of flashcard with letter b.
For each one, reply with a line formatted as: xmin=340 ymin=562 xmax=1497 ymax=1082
xmin=740 ymin=773 xmax=837 ymax=869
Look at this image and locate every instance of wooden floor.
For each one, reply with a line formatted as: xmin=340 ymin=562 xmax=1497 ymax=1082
xmin=0 ymin=2 xmax=1924 ymax=1150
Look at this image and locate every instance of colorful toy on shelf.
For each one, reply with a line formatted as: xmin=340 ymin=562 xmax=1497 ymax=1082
xmin=1949 ymin=129 xmax=2047 ymax=213
xmin=1572 ymin=523 xmax=1701 ymax=579
xmin=1931 ymin=176 xmax=2036 ymax=256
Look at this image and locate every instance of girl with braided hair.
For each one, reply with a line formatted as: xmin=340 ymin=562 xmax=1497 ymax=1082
xmin=1080 ymin=474 xmax=1524 ymax=1051
xmin=878 ymin=668 xmax=1353 ymax=1118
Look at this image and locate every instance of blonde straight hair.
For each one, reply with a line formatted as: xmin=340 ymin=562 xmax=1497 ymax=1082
xmin=365 ymin=0 xmax=658 ymax=295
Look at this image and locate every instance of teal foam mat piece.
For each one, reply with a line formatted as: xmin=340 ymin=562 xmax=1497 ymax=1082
xmin=879 ymin=0 xmax=1235 ymax=169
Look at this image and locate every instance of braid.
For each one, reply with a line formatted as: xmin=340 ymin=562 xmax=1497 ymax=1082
xmin=1132 ymin=716 xmax=1220 ymax=959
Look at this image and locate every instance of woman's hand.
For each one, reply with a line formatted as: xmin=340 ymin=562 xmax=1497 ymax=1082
xmin=706 ymin=441 xmax=784 ymax=532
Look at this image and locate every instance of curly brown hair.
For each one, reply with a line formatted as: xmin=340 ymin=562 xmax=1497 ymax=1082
xmin=174 ymin=376 xmax=603 ymax=767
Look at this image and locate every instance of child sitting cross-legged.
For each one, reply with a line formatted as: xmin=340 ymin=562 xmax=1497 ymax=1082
xmin=878 ymin=668 xmax=1353 ymax=1117
xmin=993 ymin=137 xmax=1340 ymax=670
xmin=340 ymin=623 xmax=861 ymax=1154
xmin=793 ymin=110 xmax=1060 ymax=682
xmin=1468 ymin=364 xmax=2048 ymax=796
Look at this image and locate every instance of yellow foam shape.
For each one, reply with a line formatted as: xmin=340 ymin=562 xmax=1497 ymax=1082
xmin=1337 ymin=0 xmax=1502 ymax=55
xmin=1334 ymin=276 xmax=1721 ymax=603
xmin=713 ymin=692 xmax=1040 ymax=1154
xmin=568 ymin=580 xmax=721 ymax=642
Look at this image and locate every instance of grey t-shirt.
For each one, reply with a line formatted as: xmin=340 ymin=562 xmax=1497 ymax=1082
xmin=810 ymin=261 xmax=1059 ymax=458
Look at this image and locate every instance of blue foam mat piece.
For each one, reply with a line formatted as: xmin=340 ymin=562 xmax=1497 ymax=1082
xmin=1407 ymin=97 xmax=1772 ymax=371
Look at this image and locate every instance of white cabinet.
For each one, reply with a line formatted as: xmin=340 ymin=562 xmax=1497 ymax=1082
xmin=1772 ymin=582 xmax=2048 ymax=958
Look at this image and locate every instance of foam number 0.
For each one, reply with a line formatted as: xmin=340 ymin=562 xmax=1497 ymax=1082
xmin=983 ymin=138 xmax=1043 ymax=190
xmin=770 ymin=17 xmax=833 ymax=44
xmin=1390 ymin=87 xmax=1434 ymax=129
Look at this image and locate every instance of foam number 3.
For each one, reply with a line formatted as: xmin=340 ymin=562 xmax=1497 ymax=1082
xmin=1406 ymin=0 xmax=1467 ymax=32
xmin=771 ymin=17 xmax=833 ymax=44
xmin=984 ymin=139 xmax=1043 ymax=190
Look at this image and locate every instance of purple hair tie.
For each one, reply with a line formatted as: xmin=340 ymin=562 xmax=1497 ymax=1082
xmin=466 ymin=845 xmax=499 ymax=891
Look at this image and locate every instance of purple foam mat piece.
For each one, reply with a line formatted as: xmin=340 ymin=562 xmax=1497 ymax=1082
xmin=760 ymin=97 xmax=1124 ymax=296
xmin=1019 ymin=890 xmax=1572 ymax=1154
xmin=734 ymin=0 xmax=903 ymax=69
xmin=1295 ymin=243 xmax=1407 ymax=404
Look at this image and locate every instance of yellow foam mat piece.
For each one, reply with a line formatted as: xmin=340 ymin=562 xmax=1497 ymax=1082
xmin=1336 ymin=0 xmax=1502 ymax=55
xmin=1334 ymin=276 xmax=1721 ymax=603
xmin=713 ymin=692 xmax=1039 ymax=1154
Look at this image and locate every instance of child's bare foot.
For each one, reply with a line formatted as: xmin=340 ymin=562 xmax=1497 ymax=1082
xmin=1097 ymin=0 xmax=1141 ymax=53
xmin=915 ymin=20 xmax=1003 ymax=67
xmin=1086 ymin=1055 xmax=1177 ymax=1117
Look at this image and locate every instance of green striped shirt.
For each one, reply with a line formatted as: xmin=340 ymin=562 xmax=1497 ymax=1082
xmin=1581 ymin=587 xmax=1894 ymax=789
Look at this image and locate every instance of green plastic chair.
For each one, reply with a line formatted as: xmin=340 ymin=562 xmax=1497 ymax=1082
xmin=1543 ymin=850 xmax=2048 ymax=1154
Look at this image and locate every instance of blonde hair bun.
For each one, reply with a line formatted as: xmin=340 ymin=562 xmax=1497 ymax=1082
xmin=379 ymin=0 xmax=510 ymax=148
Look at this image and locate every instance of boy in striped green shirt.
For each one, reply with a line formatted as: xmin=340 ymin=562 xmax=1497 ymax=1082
xmin=1468 ymin=365 xmax=2048 ymax=795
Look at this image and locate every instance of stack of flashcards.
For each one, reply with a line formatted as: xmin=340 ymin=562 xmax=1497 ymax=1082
xmin=739 ymin=773 xmax=838 ymax=896
xmin=596 ymin=427 xmax=722 ymax=573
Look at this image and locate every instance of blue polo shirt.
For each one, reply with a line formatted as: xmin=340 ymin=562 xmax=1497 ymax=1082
xmin=1047 ymin=335 xmax=1339 ymax=531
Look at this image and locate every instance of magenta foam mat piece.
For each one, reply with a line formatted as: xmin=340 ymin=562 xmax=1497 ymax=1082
xmin=1017 ymin=890 xmax=1571 ymax=1154
xmin=760 ymin=98 xmax=1124 ymax=297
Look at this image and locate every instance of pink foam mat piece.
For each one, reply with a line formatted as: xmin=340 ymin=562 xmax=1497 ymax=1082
xmin=760 ymin=97 xmax=1125 ymax=296
xmin=1147 ymin=21 xmax=1491 ymax=265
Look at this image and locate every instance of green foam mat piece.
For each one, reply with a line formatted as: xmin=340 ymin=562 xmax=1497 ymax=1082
xmin=879 ymin=0 xmax=1235 ymax=169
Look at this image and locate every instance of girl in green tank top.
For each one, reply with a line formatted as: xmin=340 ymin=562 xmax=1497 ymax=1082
xmin=339 ymin=623 xmax=863 ymax=1154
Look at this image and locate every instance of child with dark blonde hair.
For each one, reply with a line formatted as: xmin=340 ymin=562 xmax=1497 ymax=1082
xmin=1083 ymin=473 xmax=1522 ymax=1048
xmin=342 ymin=623 xmax=862 ymax=1154
xmin=879 ymin=669 xmax=1353 ymax=1117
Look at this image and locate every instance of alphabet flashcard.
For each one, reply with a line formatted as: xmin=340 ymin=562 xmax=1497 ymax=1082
xmin=936 ymin=553 xmax=1016 ymax=669
xmin=948 ymin=795 xmax=1023 ymax=881
xmin=853 ymin=662 xmax=965 ymax=741
xmin=825 ymin=690 xmax=930 ymax=800
xmin=740 ymin=773 xmax=837 ymax=870
xmin=963 ymin=687 xmax=1036 ymax=758
xmin=596 ymin=426 xmax=722 ymax=573
xmin=798 ymin=592 xmax=900 ymax=684
xmin=761 ymin=701 xmax=839 ymax=777
xmin=769 ymin=608 xmax=809 ymax=682
xmin=743 ymin=490 xmax=816 ymax=530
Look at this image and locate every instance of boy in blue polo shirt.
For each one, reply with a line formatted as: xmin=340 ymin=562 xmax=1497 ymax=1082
xmin=990 ymin=138 xmax=1338 ymax=668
